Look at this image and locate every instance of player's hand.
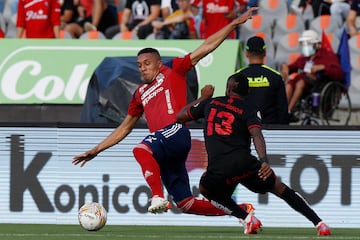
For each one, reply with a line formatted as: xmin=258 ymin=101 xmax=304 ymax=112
xmin=200 ymin=85 xmax=214 ymax=98
xmin=72 ymin=149 xmax=98 ymax=167
xmin=258 ymin=162 xmax=273 ymax=181
xmin=233 ymin=7 xmax=258 ymax=25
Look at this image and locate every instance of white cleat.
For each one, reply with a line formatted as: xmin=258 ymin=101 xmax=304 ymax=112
xmin=148 ymin=196 xmax=170 ymax=214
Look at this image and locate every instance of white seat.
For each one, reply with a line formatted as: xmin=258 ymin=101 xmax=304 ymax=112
xmin=79 ymin=30 xmax=106 ymax=40
xmin=112 ymin=31 xmax=139 ymax=40
xmin=257 ymin=0 xmax=288 ymax=28
xmin=59 ymin=30 xmax=73 ymax=39
xmin=272 ymin=14 xmax=305 ymax=45
xmin=274 ymin=32 xmax=301 ymax=68
xmin=238 ymin=14 xmax=272 ymax=42
xmin=323 ymin=32 xmax=339 ymax=53
xmin=348 ymin=33 xmax=360 ymax=70
xmin=309 ymin=14 xmax=341 ymax=35
xmin=145 ymin=32 xmax=155 ymax=40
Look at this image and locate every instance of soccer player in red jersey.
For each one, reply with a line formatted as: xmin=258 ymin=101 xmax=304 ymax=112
xmin=192 ymin=0 xmax=237 ymax=39
xmin=73 ymin=7 xmax=258 ymax=220
xmin=16 ymin=0 xmax=61 ymax=38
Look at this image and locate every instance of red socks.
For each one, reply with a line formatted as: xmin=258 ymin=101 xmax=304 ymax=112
xmin=133 ymin=145 xmax=164 ymax=198
xmin=177 ymin=196 xmax=229 ymax=216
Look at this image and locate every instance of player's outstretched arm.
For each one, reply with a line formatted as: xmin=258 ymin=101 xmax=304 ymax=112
xmin=72 ymin=114 xmax=140 ymax=167
xmin=177 ymin=85 xmax=214 ymax=123
xmin=190 ymin=7 xmax=258 ymax=65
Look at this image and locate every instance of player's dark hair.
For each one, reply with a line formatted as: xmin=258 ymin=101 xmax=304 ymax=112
xmin=227 ymin=73 xmax=249 ymax=97
xmin=137 ymin=48 xmax=161 ymax=58
xmin=248 ymin=50 xmax=266 ymax=58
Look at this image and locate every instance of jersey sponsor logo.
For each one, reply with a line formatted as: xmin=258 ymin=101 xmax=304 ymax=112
xmin=141 ymin=74 xmax=165 ymax=106
xmin=211 ymin=99 xmax=244 ymax=115
xmin=25 ymin=10 xmax=49 ymax=21
xmin=248 ymin=76 xmax=270 ymax=87
xmin=205 ymin=3 xmax=229 ymax=13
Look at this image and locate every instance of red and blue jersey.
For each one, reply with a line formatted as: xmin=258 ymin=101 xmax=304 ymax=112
xmin=128 ymin=54 xmax=194 ymax=132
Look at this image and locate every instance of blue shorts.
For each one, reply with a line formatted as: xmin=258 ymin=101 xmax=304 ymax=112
xmin=141 ymin=123 xmax=192 ymax=202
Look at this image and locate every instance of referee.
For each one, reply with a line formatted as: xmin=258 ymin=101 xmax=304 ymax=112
xmin=236 ymin=36 xmax=289 ymax=125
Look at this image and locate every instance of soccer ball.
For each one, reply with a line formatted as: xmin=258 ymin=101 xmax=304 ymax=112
xmin=78 ymin=202 xmax=107 ymax=231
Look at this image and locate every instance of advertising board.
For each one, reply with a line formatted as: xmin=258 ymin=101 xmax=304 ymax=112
xmin=0 ymin=126 xmax=359 ymax=228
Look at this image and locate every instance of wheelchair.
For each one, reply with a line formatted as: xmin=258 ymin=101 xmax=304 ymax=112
xmin=292 ymin=80 xmax=352 ymax=126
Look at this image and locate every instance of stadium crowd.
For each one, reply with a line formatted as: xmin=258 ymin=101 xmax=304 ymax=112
xmin=0 ymin=1 xmax=357 ymax=41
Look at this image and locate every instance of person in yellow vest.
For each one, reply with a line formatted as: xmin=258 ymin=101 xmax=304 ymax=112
xmin=236 ymin=36 xmax=289 ymax=124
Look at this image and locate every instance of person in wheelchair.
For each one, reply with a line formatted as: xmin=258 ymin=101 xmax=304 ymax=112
xmin=280 ymin=30 xmax=344 ymax=122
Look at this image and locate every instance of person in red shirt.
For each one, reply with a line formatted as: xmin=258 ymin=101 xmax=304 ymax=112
xmin=192 ymin=0 xmax=238 ymax=39
xmin=0 ymin=28 xmax=4 ymax=38
xmin=73 ymin=8 xmax=260 ymax=232
xmin=280 ymin=30 xmax=344 ymax=119
xmin=16 ymin=0 xmax=61 ymax=38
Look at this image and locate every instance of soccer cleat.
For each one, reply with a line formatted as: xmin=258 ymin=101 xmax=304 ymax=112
xmin=148 ymin=196 xmax=170 ymax=214
xmin=242 ymin=215 xmax=262 ymax=234
xmin=316 ymin=221 xmax=331 ymax=236
xmin=239 ymin=203 xmax=255 ymax=214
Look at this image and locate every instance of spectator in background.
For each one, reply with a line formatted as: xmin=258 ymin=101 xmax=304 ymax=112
xmin=346 ymin=0 xmax=360 ymax=37
xmin=326 ymin=0 xmax=350 ymax=26
xmin=298 ymin=0 xmax=330 ymax=17
xmin=0 ymin=28 xmax=4 ymax=38
xmin=105 ymin=0 xmax=161 ymax=39
xmin=192 ymin=0 xmax=238 ymax=39
xmin=236 ymin=36 xmax=289 ymax=125
xmin=64 ymin=0 xmax=118 ymax=38
xmin=16 ymin=0 xmax=61 ymax=38
xmin=160 ymin=0 xmax=179 ymax=19
xmin=280 ymin=30 xmax=343 ymax=121
xmin=60 ymin=0 xmax=80 ymax=27
xmin=152 ymin=0 xmax=198 ymax=39
xmin=237 ymin=0 xmax=248 ymax=14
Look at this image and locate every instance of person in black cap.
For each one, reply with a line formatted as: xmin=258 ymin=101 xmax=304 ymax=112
xmin=236 ymin=36 xmax=289 ymax=125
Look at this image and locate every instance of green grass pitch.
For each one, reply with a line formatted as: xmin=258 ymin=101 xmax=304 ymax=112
xmin=0 ymin=224 xmax=359 ymax=240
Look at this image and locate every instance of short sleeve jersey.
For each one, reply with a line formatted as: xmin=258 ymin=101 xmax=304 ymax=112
xmin=128 ymin=54 xmax=193 ymax=132
xmin=17 ymin=0 xmax=61 ymax=38
xmin=187 ymin=95 xmax=262 ymax=165
xmin=126 ymin=0 xmax=161 ymax=21
xmin=237 ymin=64 xmax=289 ymax=124
xmin=192 ymin=0 xmax=235 ymax=39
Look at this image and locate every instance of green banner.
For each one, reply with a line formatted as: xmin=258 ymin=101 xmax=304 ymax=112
xmin=0 ymin=39 xmax=241 ymax=104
